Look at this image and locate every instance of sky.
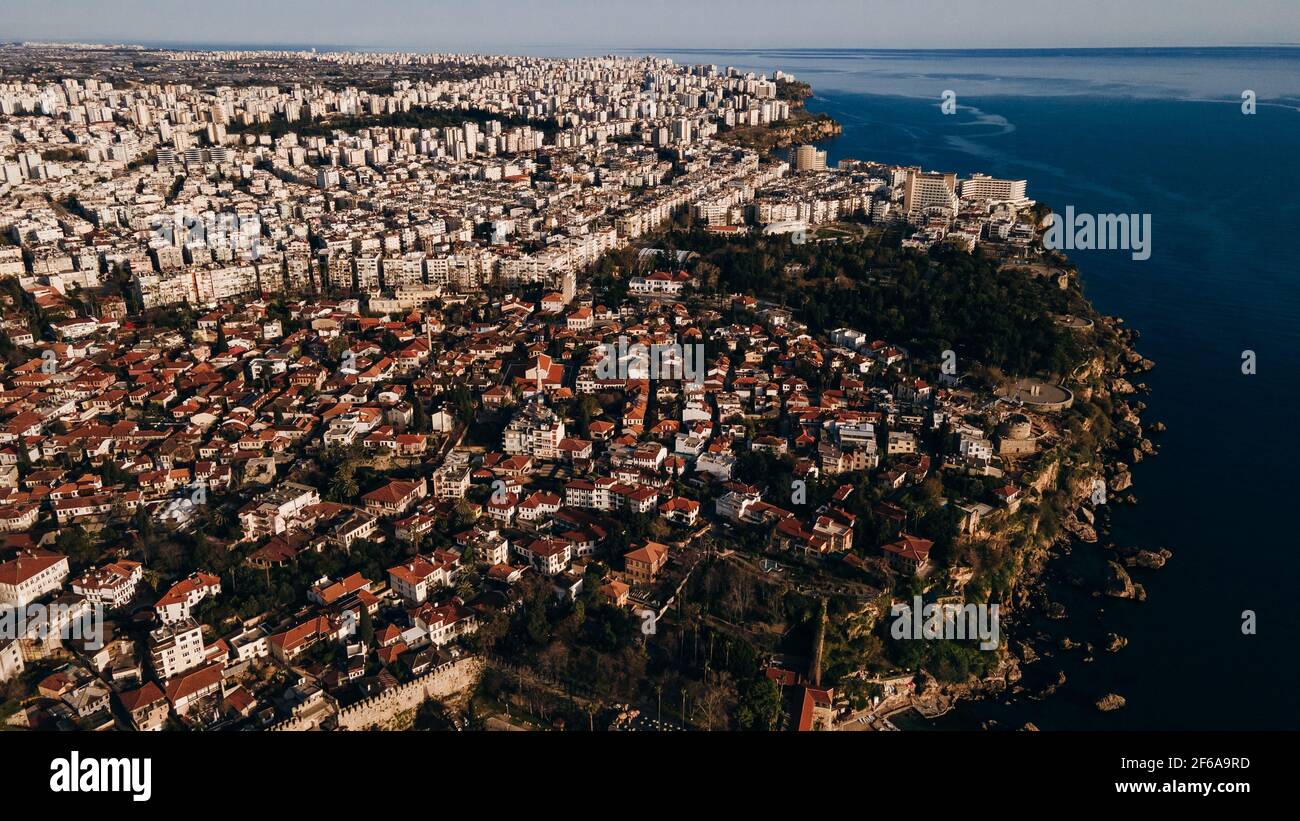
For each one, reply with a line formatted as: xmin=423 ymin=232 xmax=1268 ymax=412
xmin=5 ymin=0 xmax=1300 ymax=52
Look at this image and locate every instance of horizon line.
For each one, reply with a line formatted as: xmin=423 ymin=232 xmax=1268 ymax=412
xmin=7 ymin=39 xmax=1300 ymax=54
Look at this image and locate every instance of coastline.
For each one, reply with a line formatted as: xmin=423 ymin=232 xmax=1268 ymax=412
xmin=786 ymin=73 xmax=1297 ymax=728
xmin=718 ymin=110 xmax=843 ymax=151
xmin=723 ymin=81 xmax=1167 ymax=725
xmin=718 ymin=78 xmax=843 ymax=151
xmin=910 ymin=310 xmax=1165 ymax=727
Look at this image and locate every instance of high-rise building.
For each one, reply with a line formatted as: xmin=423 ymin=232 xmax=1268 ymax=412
xmin=959 ymin=173 xmax=1029 ymax=205
xmin=904 ymin=169 xmax=958 ymax=217
xmin=791 ymin=144 xmax=827 ymax=172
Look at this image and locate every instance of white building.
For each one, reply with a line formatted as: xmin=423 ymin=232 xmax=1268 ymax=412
xmin=0 ymin=639 xmax=23 ymax=683
xmin=155 ymin=571 xmax=222 ymax=625
xmin=71 ymin=560 xmax=143 ymax=608
xmin=959 ymin=435 xmax=994 ymax=463
xmin=388 ymin=556 xmax=454 ymax=605
xmin=0 ymin=551 xmax=70 ymax=607
xmin=238 ymin=481 xmax=320 ymax=539
xmin=503 ymin=401 xmax=566 ymax=460
xmin=149 ymin=617 xmax=206 ymax=680
xmin=959 ymin=173 xmax=1029 ymax=206
xmin=903 ymin=169 xmax=958 ymax=218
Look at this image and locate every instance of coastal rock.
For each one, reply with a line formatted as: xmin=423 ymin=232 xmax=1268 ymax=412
xmin=1020 ymin=722 xmax=1040 ymax=732
xmin=1130 ymin=550 xmax=1167 ymax=570
xmin=1062 ymin=516 xmax=1097 ymax=543
xmin=1150 ymin=421 xmax=1167 ymax=433
xmin=1096 ymin=693 xmax=1127 ymax=712
xmin=1004 ymin=662 xmax=1022 ymax=685
xmin=1058 ymin=637 xmax=1078 ymax=651
xmin=1105 ymin=633 xmax=1128 ymax=652
xmin=1035 ymin=671 xmax=1067 ymax=700
xmin=1015 ymin=641 xmax=1039 ymax=664
xmin=1104 ymin=561 xmax=1138 ymax=599
xmin=1044 ymin=601 xmax=1068 ymax=620
xmin=1109 ymin=470 xmax=1132 ymax=493
xmin=724 ymin=113 xmax=842 ymax=150
xmin=1111 ymin=378 xmax=1136 ymax=395
xmin=1140 ymin=438 xmax=1157 ymax=455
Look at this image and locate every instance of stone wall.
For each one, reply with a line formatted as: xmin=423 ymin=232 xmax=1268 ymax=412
xmin=334 ymin=655 xmax=483 ymax=731
xmin=268 ymin=655 xmax=483 ymax=731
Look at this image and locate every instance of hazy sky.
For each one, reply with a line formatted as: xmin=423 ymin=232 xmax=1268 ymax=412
xmin=6 ymin=0 xmax=1300 ymax=51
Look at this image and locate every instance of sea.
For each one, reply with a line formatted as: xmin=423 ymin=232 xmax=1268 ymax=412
xmin=620 ymin=46 xmax=1300 ymax=730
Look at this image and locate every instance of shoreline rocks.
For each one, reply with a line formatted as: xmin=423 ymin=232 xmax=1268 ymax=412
xmin=1109 ymin=469 xmax=1133 ymax=493
xmin=930 ymin=328 xmax=1161 ymax=723
xmin=1104 ymin=561 xmax=1139 ymax=600
xmin=1062 ymin=515 xmax=1097 ymax=543
xmin=1125 ymin=549 xmax=1167 ymax=570
xmin=1096 ymin=693 xmax=1127 ymax=712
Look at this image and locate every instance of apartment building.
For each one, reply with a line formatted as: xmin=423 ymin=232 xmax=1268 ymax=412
xmin=503 ymin=401 xmax=566 ymax=460
xmin=903 ymin=169 xmax=958 ymax=217
xmin=238 ymin=481 xmax=321 ymax=539
xmin=149 ymin=617 xmax=206 ymax=680
xmin=70 ymin=560 xmax=143 ymax=608
xmin=0 ymin=550 xmax=70 ymax=607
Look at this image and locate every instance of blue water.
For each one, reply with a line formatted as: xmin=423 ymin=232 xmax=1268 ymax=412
xmin=640 ymin=47 xmax=1300 ymax=729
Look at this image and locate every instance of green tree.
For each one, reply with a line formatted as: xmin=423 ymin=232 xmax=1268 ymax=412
xmin=329 ymin=461 xmax=359 ymax=502
xmin=734 ymin=677 xmax=784 ymax=731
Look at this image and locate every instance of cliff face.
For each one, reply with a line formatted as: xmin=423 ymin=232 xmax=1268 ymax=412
xmin=720 ymin=114 xmax=843 ymax=152
xmin=771 ymin=116 xmax=842 ymax=147
xmin=938 ymin=323 xmax=1157 ymax=706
